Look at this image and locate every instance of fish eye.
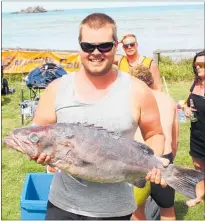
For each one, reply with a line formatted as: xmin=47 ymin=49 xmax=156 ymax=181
xmin=29 ymin=133 xmax=39 ymax=143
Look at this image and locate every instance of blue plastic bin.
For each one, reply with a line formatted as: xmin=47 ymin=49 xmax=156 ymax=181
xmin=20 ymin=173 xmax=53 ymax=220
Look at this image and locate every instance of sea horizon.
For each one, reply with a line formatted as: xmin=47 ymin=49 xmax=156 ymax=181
xmin=2 ymin=3 xmax=204 ymax=58
xmin=2 ymin=3 xmax=203 ymax=14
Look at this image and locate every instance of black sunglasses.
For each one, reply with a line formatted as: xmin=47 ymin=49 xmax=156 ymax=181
xmin=80 ymin=41 xmax=115 ymax=53
xmin=123 ymin=42 xmax=136 ymax=49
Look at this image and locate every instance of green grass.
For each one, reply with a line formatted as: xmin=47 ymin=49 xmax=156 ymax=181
xmin=2 ymin=80 xmax=45 ymax=220
xmin=1 ymin=79 xmax=204 ymax=220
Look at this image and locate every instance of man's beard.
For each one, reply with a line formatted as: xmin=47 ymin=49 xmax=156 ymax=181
xmin=83 ymin=60 xmax=113 ymax=77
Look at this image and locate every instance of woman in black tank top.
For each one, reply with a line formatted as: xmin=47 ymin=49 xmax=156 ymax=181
xmin=184 ymin=50 xmax=205 ymax=173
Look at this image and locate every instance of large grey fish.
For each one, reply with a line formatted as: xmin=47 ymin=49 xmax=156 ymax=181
xmin=3 ymin=122 xmax=205 ymax=200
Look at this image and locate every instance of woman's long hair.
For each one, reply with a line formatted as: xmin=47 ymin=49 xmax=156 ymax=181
xmin=192 ymin=50 xmax=205 ymax=83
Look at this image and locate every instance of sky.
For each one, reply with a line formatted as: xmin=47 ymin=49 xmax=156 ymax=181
xmin=2 ymin=1 xmax=203 ymax=13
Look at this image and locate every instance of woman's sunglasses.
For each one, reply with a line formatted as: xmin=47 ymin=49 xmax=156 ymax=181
xmin=80 ymin=41 xmax=115 ymax=53
xmin=194 ymin=62 xmax=205 ymax=68
xmin=123 ymin=42 xmax=136 ymax=49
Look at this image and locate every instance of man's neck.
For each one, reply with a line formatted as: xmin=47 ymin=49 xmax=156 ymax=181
xmin=126 ymin=53 xmax=140 ymax=66
xmin=73 ymin=68 xmax=118 ymax=103
xmin=77 ymin=68 xmax=117 ymax=90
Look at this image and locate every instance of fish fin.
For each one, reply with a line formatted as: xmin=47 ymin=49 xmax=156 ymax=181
xmin=77 ymin=122 xmax=121 ymax=138
xmin=163 ymin=164 xmax=205 ymax=199
xmin=185 ymin=198 xmax=203 ymax=207
xmin=155 ymin=156 xmax=170 ymax=167
xmin=133 ymin=178 xmax=147 ymax=188
xmin=66 ymin=173 xmax=87 ymax=187
xmin=77 ymin=122 xmax=107 ymax=131
xmin=108 ymin=131 xmax=121 ymax=138
xmin=78 ymin=122 xmax=95 ymax=127
xmin=131 ymin=140 xmax=154 ymax=155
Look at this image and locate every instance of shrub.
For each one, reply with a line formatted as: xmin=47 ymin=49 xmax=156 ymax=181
xmin=159 ymin=56 xmax=193 ymax=82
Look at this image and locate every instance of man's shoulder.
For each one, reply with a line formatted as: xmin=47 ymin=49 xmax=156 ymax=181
xmin=117 ymin=71 xmax=135 ymax=86
xmin=117 ymin=71 xmax=151 ymax=97
xmin=130 ymin=76 xmax=152 ymax=97
xmin=141 ymin=55 xmax=152 ymax=60
xmin=114 ymin=54 xmax=124 ymax=65
xmin=47 ymin=77 xmax=61 ymax=89
xmin=139 ymin=56 xmax=153 ymax=69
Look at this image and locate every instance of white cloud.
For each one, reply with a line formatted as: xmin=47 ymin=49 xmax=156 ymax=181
xmin=2 ymin=1 xmax=203 ymax=12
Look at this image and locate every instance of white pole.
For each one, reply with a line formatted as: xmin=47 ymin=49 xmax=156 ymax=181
xmin=162 ymin=76 xmax=169 ymax=96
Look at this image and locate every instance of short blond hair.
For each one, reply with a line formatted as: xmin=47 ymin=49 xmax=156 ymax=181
xmin=120 ymin=34 xmax=137 ymax=44
xmin=78 ymin=13 xmax=118 ymax=42
xmin=130 ymin=65 xmax=154 ymax=87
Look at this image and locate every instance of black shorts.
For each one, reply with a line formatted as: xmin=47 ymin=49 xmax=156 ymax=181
xmin=150 ymin=152 xmax=175 ymax=208
xmin=45 ymin=201 xmax=132 ymax=220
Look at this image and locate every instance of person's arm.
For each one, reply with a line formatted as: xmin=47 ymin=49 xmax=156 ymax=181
xmin=131 ymin=78 xmax=166 ymax=186
xmin=171 ymin=105 xmax=179 ymax=159
xmin=32 ymin=79 xmax=60 ymax=125
xmin=31 ymin=78 xmax=60 ymax=164
xmin=113 ymin=54 xmax=123 ymax=66
xmin=150 ymin=61 xmax=162 ymax=91
xmin=131 ymin=78 xmax=165 ymax=156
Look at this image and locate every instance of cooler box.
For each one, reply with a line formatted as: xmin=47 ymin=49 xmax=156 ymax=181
xmin=20 ymin=173 xmax=54 ymax=220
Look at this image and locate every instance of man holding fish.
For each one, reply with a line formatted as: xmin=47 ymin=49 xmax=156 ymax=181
xmin=4 ymin=13 xmax=204 ymax=220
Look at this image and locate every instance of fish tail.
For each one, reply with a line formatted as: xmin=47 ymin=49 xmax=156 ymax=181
xmin=162 ymin=164 xmax=205 ymax=199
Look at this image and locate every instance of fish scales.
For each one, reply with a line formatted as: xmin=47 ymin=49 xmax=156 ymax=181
xmin=3 ymin=122 xmax=205 ymax=200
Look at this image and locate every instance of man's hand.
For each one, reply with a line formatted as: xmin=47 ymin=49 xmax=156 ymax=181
xmin=29 ymin=153 xmax=51 ymax=165
xmin=146 ymin=168 xmax=167 ymax=188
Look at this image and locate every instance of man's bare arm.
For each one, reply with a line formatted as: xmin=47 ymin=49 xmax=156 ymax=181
xmin=132 ymin=79 xmax=165 ymax=156
xmin=31 ymin=79 xmax=61 ymax=164
xmin=113 ymin=54 xmax=123 ymax=66
xmin=32 ymin=79 xmax=60 ymax=125
xmin=150 ymin=61 xmax=162 ymax=91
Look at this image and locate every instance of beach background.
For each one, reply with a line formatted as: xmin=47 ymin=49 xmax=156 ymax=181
xmin=2 ymin=2 xmax=204 ymax=59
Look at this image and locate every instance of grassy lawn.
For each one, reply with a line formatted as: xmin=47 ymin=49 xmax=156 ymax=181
xmin=1 ymin=79 xmax=204 ymax=220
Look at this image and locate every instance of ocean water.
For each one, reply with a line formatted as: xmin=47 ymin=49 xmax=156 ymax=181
xmin=2 ymin=4 xmax=204 ymax=58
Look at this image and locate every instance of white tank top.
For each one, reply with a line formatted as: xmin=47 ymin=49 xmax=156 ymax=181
xmin=49 ymin=71 xmax=138 ymax=217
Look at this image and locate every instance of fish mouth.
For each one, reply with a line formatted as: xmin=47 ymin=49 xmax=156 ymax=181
xmin=3 ymin=133 xmax=36 ymax=155
xmin=3 ymin=133 xmax=25 ymax=153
